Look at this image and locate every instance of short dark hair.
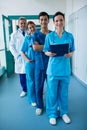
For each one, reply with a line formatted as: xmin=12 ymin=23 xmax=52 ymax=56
xmin=39 ymin=11 xmax=49 ymax=19
xmin=53 ymin=11 xmax=65 ymax=21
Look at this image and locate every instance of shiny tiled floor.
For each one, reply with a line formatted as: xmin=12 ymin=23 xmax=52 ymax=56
xmin=0 ymin=74 xmax=87 ymax=130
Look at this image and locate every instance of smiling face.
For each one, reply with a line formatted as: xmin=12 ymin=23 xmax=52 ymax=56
xmin=18 ymin=19 xmax=27 ymax=31
xmin=27 ymin=23 xmax=36 ymax=34
xmin=53 ymin=14 xmax=65 ymax=30
xmin=39 ymin=15 xmax=49 ymax=29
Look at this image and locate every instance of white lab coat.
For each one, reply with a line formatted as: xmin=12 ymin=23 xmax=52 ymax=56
xmin=10 ymin=30 xmax=26 ymax=74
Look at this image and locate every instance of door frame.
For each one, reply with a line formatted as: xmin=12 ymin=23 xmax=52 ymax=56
xmin=2 ymin=15 xmax=14 ymax=77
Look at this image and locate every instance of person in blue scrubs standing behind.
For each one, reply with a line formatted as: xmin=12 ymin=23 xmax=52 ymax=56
xmin=21 ymin=21 xmax=36 ymax=107
xmin=32 ymin=12 xmax=50 ymax=115
xmin=44 ymin=11 xmax=75 ymax=125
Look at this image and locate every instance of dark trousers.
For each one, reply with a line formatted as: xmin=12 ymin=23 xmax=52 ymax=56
xmin=19 ymin=74 xmax=27 ymax=92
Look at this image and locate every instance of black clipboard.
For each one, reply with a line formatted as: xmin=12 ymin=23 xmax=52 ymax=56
xmin=50 ymin=43 xmax=69 ymax=56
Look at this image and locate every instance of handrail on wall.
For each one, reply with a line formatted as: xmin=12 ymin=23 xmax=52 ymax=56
xmin=0 ymin=49 xmax=5 ymax=51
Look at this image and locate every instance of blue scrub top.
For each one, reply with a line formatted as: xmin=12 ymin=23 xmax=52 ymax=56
xmin=32 ymin=31 xmax=49 ymax=71
xmin=21 ymin=34 xmax=35 ymax=61
xmin=43 ymin=31 xmax=75 ymax=76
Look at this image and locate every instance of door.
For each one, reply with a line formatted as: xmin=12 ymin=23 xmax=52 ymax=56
xmin=2 ymin=15 xmax=14 ymax=77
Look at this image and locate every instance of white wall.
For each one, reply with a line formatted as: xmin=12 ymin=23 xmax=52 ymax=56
xmin=0 ymin=0 xmax=66 ymax=15
xmin=66 ymin=0 xmax=87 ymax=14
xmin=66 ymin=0 xmax=87 ymax=85
xmin=65 ymin=0 xmax=87 ymax=27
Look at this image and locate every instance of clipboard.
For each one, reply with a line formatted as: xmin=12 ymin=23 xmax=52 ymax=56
xmin=50 ymin=43 xmax=69 ymax=56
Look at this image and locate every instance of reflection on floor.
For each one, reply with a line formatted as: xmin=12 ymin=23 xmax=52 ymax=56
xmin=0 ymin=74 xmax=87 ymax=130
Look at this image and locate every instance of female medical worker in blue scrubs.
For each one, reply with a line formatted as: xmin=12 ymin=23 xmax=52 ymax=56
xmin=21 ymin=21 xmax=36 ymax=107
xmin=44 ymin=11 xmax=75 ymax=125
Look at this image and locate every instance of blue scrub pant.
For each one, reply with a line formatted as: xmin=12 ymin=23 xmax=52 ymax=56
xmin=19 ymin=74 xmax=27 ymax=92
xmin=46 ymin=75 xmax=70 ymax=118
xmin=35 ymin=69 xmax=47 ymax=109
xmin=26 ymin=62 xmax=36 ymax=103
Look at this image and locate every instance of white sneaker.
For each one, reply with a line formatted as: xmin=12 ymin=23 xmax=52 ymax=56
xmin=31 ymin=102 xmax=37 ymax=107
xmin=36 ymin=108 xmax=42 ymax=115
xmin=20 ymin=91 xmax=27 ymax=97
xmin=49 ymin=118 xmax=56 ymax=125
xmin=62 ymin=114 xmax=71 ymax=124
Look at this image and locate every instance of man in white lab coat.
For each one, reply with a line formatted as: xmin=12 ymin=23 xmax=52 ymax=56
xmin=10 ymin=17 xmax=27 ymax=97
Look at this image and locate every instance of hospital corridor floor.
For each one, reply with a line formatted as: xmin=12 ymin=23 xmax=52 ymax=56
xmin=0 ymin=74 xmax=87 ymax=130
